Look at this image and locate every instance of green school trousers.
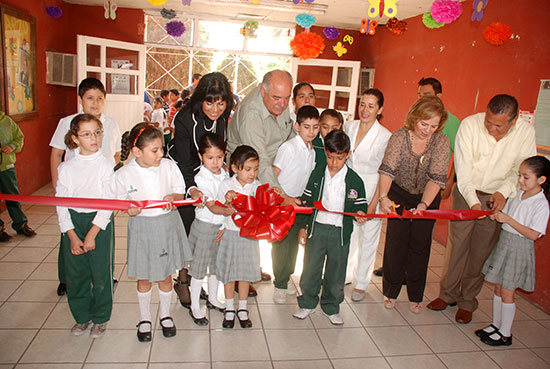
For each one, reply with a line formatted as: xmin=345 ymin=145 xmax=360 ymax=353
xmin=271 ymin=223 xmax=301 ymax=289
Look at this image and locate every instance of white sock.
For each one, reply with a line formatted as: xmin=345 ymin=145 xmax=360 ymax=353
xmin=190 ymin=277 xmax=205 ymax=318
xmin=499 ymin=302 xmax=515 ymax=337
xmin=237 ymin=299 xmax=248 ymax=320
xmin=486 ymin=294 xmax=502 ymax=332
xmin=137 ymin=289 xmax=152 ymax=332
xmin=158 ymin=289 xmax=174 ymax=327
xmin=225 ymin=298 xmax=235 ymax=320
xmin=208 ymin=275 xmax=223 ymax=307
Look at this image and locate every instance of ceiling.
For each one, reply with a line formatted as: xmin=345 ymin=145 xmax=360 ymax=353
xmin=64 ymin=0 xmax=463 ymax=30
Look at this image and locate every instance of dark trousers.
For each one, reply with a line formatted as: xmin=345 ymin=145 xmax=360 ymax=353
xmin=382 ymin=183 xmax=440 ymax=302
xmin=0 ymin=168 xmax=27 ymax=230
xmin=178 ymin=204 xmax=195 ymax=235
xmin=62 ymin=210 xmax=113 ymax=324
xmin=298 ymin=222 xmax=349 ymax=315
xmin=272 ymin=223 xmax=300 ymax=289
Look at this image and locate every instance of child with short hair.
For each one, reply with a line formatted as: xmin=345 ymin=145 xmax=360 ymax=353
xmin=151 ymin=97 xmax=170 ymax=149
xmin=313 ymin=109 xmax=344 ymax=169
xmin=111 ymin=123 xmax=192 ymax=342
xmin=212 ymin=145 xmax=262 ymax=329
xmin=56 ymin=113 xmax=115 ymax=338
xmin=271 ymin=105 xmax=320 ymax=303
xmin=294 ymin=130 xmax=368 ymax=325
xmin=167 ymin=89 xmax=180 ymax=126
xmin=477 ymin=156 xmax=550 ymax=346
xmin=188 ymin=133 xmax=229 ymax=326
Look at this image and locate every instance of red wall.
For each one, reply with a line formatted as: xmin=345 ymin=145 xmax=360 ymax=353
xmin=359 ymin=0 xmax=550 ymax=311
xmin=1 ymin=0 xmax=143 ymax=196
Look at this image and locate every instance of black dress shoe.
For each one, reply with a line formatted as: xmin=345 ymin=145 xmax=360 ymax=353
xmin=373 ymin=267 xmax=383 ymax=277
xmin=16 ymin=223 xmax=36 ymax=237
xmin=222 ymin=310 xmax=235 ymax=328
xmin=206 ymin=300 xmax=225 ymax=312
xmin=57 ymin=282 xmax=67 ymax=296
xmin=200 ymin=287 xmax=208 ymax=300
xmin=159 ymin=316 xmax=177 ymax=337
xmin=189 ymin=309 xmax=209 ymax=326
xmin=237 ymin=309 xmax=252 ymax=328
xmin=136 ymin=320 xmax=152 ymax=342
xmin=481 ymin=331 xmax=512 ymax=346
xmin=475 ymin=324 xmax=499 ymax=338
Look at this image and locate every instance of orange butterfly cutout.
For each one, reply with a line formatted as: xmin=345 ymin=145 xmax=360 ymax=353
xmin=360 ymin=19 xmax=378 ymax=35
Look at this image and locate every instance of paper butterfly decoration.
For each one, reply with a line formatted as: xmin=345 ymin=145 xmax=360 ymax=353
xmin=368 ymin=0 xmax=398 ymax=18
xmin=241 ymin=20 xmax=259 ymax=38
xmin=343 ymin=34 xmax=354 ymax=45
xmin=104 ymin=1 xmax=117 ymax=20
xmin=333 ymin=42 xmax=347 ymax=57
xmin=360 ymin=19 xmax=378 ymax=35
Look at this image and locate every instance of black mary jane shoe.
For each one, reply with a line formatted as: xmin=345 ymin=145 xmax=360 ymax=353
xmin=189 ymin=309 xmax=209 ymax=326
xmin=475 ymin=324 xmax=499 ymax=338
xmin=222 ymin=310 xmax=235 ymax=329
xmin=481 ymin=331 xmax=512 ymax=346
xmin=200 ymin=288 xmax=209 ymax=300
xmin=237 ymin=309 xmax=253 ymax=328
xmin=136 ymin=320 xmax=152 ymax=342
xmin=159 ymin=317 xmax=177 ymax=338
xmin=206 ymin=300 xmax=225 ymax=313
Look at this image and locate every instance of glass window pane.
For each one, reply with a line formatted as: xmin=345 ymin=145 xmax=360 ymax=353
xmin=197 ymin=21 xmax=243 ymax=51
xmin=107 ymin=48 xmax=139 ymax=71
xmin=336 ymin=67 xmax=352 ymax=87
xmin=106 ymin=73 xmax=137 ymax=95
xmin=334 ymin=91 xmax=350 ymax=111
xmin=86 ymin=44 xmax=101 ymax=67
xmin=315 ymin=89 xmax=330 ymax=109
xmin=297 ymin=65 xmax=332 ymax=85
xmin=145 ymin=15 xmax=193 ymax=47
xmin=247 ymin=25 xmax=294 ymax=54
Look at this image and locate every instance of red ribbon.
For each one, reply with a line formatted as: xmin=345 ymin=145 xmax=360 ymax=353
xmin=0 ymin=194 xmax=201 ymax=211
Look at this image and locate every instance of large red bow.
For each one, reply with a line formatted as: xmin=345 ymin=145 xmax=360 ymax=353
xmin=231 ymin=184 xmax=297 ymax=242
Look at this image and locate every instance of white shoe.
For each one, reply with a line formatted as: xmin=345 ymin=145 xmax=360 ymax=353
xmin=293 ymin=308 xmax=315 ymax=320
xmin=273 ymin=288 xmax=287 ymax=304
xmin=351 ymin=289 xmax=366 ymax=302
xmin=287 ymin=280 xmax=297 ymax=295
xmin=90 ymin=322 xmax=107 ymax=338
xmin=71 ymin=321 xmax=91 ymax=336
xmin=322 ymin=311 xmax=344 ymax=325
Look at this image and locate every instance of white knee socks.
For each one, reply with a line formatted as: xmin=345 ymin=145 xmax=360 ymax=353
xmin=499 ymin=302 xmax=516 ymax=337
xmin=190 ymin=277 xmax=205 ymax=318
xmin=137 ymin=289 xmax=152 ymax=332
xmin=208 ymin=275 xmax=224 ymax=308
xmin=484 ymin=294 xmax=502 ymax=333
xmin=158 ymin=289 xmax=174 ymax=327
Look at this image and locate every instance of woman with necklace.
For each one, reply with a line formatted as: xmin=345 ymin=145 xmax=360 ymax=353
xmin=168 ymin=72 xmax=234 ymax=308
xmin=375 ymin=96 xmax=450 ymax=314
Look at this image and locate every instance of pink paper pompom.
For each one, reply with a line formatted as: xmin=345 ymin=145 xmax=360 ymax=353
xmin=430 ymin=0 xmax=463 ymax=24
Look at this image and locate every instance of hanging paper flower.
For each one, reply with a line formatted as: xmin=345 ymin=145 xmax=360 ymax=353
xmin=386 ymin=18 xmax=407 ymax=35
xmin=323 ymin=27 xmax=339 ymax=40
xmin=296 ymin=13 xmax=316 ymax=29
xmin=182 ymin=0 xmax=191 ymax=5
xmin=472 ymin=0 xmax=488 ymax=21
xmin=46 ymin=6 xmax=63 ymax=18
xmin=290 ymin=32 xmax=325 ymax=60
xmin=160 ymin=8 xmax=176 ymax=19
xmin=483 ymin=22 xmax=512 ymax=46
xmin=430 ymin=0 xmax=463 ymax=24
xmin=148 ymin=0 xmax=167 ymax=5
xmin=422 ymin=12 xmax=445 ymax=29
xmin=166 ymin=21 xmax=186 ymax=37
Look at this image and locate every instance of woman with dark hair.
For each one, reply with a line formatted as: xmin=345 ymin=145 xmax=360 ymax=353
xmin=168 ymin=72 xmax=234 ymax=307
xmin=291 ymin=82 xmax=316 ymax=122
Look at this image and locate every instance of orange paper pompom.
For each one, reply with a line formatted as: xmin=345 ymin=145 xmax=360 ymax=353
xmin=483 ymin=22 xmax=512 ymax=46
xmin=290 ymin=32 xmax=325 ymax=60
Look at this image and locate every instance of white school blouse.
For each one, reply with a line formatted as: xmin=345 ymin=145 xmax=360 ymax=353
xmin=194 ymin=165 xmax=230 ymax=225
xmin=111 ymin=158 xmax=186 ymax=217
xmin=50 ymin=112 xmax=122 ymax=162
xmin=502 ymin=190 xmax=549 ymax=237
xmin=273 ymin=135 xmax=316 ymax=197
xmin=56 ymin=149 xmax=114 ymax=233
xmin=345 ymin=120 xmax=392 ymax=201
xmin=151 ymin=108 xmax=168 ymax=132
xmin=316 ymin=165 xmax=347 ymax=228
xmin=216 ymin=175 xmax=260 ymax=232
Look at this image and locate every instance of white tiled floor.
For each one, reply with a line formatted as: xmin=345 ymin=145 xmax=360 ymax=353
xmin=1 ymin=184 xmax=549 ymax=368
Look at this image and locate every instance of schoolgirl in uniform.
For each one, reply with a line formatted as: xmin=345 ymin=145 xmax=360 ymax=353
xmin=111 ymin=122 xmax=192 ymax=342
xmin=56 ymin=113 xmax=115 ymax=338
xmin=213 ymin=145 xmax=262 ymax=329
xmin=188 ymin=133 xmax=229 ymax=326
xmin=478 ymin=155 xmax=550 ymax=346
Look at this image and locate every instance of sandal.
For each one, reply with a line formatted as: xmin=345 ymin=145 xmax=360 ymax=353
xmin=409 ymin=302 xmax=422 ymax=314
xmin=384 ymin=298 xmax=395 ymax=309
xmin=159 ymin=316 xmax=177 ymax=338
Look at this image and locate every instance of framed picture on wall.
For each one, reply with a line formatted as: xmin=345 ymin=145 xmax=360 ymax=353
xmin=0 ymin=5 xmax=38 ymax=121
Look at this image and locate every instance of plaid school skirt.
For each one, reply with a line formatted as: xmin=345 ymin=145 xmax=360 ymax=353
xmin=216 ymin=229 xmax=261 ymax=284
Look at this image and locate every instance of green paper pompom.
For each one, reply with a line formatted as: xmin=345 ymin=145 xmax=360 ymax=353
xmin=422 ymin=12 xmax=445 ymax=29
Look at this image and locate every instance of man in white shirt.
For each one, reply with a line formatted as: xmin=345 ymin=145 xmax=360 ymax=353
xmin=427 ymin=94 xmax=536 ymax=324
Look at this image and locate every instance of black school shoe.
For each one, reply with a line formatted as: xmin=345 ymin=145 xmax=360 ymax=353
xmin=206 ymin=300 xmax=225 ymax=313
xmin=136 ymin=320 xmax=152 ymax=342
xmin=57 ymin=282 xmax=67 ymax=296
xmin=159 ymin=316 xmax=177 ymax=337
xmin=481 ymin=331 xmax=513 ymax=346
xmin=237 ymin=309 xmax=252 ymax=328
xmin=222 ymin=310 xmax=235 ymax=328
xmin=475 ymin=324 xmax=499 ymax=338
xmin=189 ymin=309 xmax=208 ymax=326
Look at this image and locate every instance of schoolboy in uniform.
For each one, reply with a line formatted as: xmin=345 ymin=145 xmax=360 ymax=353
xmin=50 ymin=77 xmax=121 ymax=296
xmin=312 ymin=109 xmax=343 ymax=169
xmin=294 ymin=130 xmax=368 ymax=325
xmin=271 ymin=105 xmax=320 ymax=303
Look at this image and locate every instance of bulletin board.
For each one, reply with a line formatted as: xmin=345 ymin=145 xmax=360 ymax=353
xmin=0 ymin=5 xmax=37 ymax=121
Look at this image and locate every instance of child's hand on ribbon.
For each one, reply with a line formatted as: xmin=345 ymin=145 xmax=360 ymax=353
xmin=355 ymin=210 xmax=368 ymax=223
xmin=189 ymin=188 xmax=204 ymax=207
xmin=162 ymin=195 xmax=177 ymax=210
xmin=126 ymin=205 xmax=142 ymax=216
